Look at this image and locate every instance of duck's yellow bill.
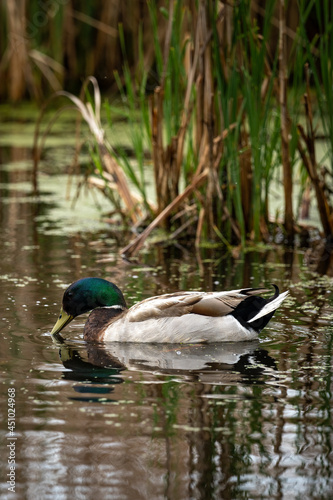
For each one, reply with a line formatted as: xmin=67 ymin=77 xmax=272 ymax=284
xmin=50 ymin=307 xmax=74 ymax=335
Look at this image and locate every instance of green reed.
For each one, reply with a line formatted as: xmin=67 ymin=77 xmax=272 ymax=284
xmin=302 ymin=0 xmax=333 ymax=169
xmin=109 ymin=24 xmax=152 ymax=213
xmin=29 ymin=1 xmax=333 ymax=254
xmin=239 ymin=0 xmax=276 ymax=240
xmin=98 ymin=0 xmax=292 ymax=248
xmin=296 ymin=0 xmax=333 ymax=238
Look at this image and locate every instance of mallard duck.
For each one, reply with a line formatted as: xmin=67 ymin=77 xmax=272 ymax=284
xmin=50 ymin=277 xmax=288 ymax=343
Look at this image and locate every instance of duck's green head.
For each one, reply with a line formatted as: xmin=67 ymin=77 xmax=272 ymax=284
xmin=50 ymin=277 xmax=127 ymax=336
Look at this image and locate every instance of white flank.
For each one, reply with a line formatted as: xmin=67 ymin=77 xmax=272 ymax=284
xmin=248 ymin=290 xmax=289 ymax=324
xmin=104 ymin=314 xmax=258 ymax=343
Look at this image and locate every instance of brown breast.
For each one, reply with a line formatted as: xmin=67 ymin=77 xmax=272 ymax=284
xmin=83 ymin=307 xmax=126 ymax=342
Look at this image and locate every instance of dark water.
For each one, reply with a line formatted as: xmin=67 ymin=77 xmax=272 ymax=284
xmin=1 ymin=113 xmax=333 ymax=499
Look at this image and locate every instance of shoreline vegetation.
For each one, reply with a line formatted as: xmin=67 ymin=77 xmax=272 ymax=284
xmin=3 ymin=1 xmax=333 ymax=259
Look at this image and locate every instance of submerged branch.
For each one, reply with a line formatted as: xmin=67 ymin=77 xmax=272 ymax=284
xmin=121 ymin=168 xmax=209 ymax=259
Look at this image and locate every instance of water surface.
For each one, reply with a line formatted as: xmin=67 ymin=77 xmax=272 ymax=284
xmin=0 ymin=110 xmax=332 ymax=499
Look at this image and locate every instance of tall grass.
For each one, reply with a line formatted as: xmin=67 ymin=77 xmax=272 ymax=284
xmin=30 ymin=1 xmax=333 ymax=256
xmin=0 ymin=1 xmax=151 ymax=101
xmin=112 ymin=0 xmax=286 ymax=255
xmin=110 ymin=24 xmax=153 ymax=214
xmin=33 ymin=76 xmax=142 ymax=225
xmin=296 ymin=0 xmax=333 ymax=238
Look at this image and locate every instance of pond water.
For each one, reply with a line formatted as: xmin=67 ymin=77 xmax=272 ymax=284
xmin=0 ymin=108 xmax=333 ymax=500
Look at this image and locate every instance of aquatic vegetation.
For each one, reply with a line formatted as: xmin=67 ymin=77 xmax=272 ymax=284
xmin=33 ymin=76 xmax=144 ymax=224
xmin=31 ymin=1 xmax=333 ymax=258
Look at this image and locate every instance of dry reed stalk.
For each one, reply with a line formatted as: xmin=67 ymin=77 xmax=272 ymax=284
xmin=150 ymin=0 xmax=184 ymax=220
xmin=71 ymin=9 xmax=118 ymax=37
xmin=29 ymin=50 xmax=63 ymax=91
xmin=297 ymin=67 xmax=333 ymax=237
xmin=97 ymin=143 xmax=142 ymax=223
xmin=6 ymin=0 xmax=39 ymax=101
xmin=121 ymin=119 xmax=237 ymax=257
xmin=121 ymin=149 xmax=211 ymax=258
xmin=195 ymin=207 xmax=205 ymax=247
xmin=259 ymin=216 xmax=270 ymax=242
xmin=87 ymin=173 xmax=142 ymax=205
xmin=121 ymin=169 xmax=209 ymax=258
xmin=180 ymin=0 xmax=222 ymax=242
xmin=160 ymin=0 xmax=174 ymax=87
xmin=195 ymin=123 xmax=237 ymax=244
xmin=151 ymin=87 xmax=167 ymax=215
xmin=151 ymin=82 xmax=195 ymax=220
xmin=278 ymin=0 xmax=294 ymax=242
xmin=77 ymin=78 xmax=143 ymax=221
xmin=33 ymin=77 xmax=142 ymax=224
xmin=63 ymin=1 xmax=77 ymax=80
xmin=195 ymin=75 xmax=203 ymax=151
xmin=200 ymin=1 xmax=217 ymax=240
xmin=299 ymin=180 xmax=311 ymax=220
xmin=297 ymin=140 xmax=333 ymax=236
xmin=239 ymin=133 xmax=253 ymax=234
xmin=175 ymin=2 xmax=202 ymax=171
xmin=77 ymin=2 xmax=118 ymax=76
xmin=222 ymin=205 xmax=241 ymax=242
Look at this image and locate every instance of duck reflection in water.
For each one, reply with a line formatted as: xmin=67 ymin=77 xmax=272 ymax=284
xmin=52 ymin=333 xmax=278 ymax=397
xmin=53 ymin=334 xmax=125 ymax=402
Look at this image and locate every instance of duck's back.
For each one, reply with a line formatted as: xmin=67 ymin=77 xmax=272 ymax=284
xmin=100 ymin=287 xmax=284 ymax=343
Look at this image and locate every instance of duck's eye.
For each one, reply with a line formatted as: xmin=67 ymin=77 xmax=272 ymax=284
xmin=59 ymin=313 xmax=62 ymax=319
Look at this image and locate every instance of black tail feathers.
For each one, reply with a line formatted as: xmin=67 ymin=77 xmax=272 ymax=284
xmin=231 ymin=285 xmax=280 ymax=332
